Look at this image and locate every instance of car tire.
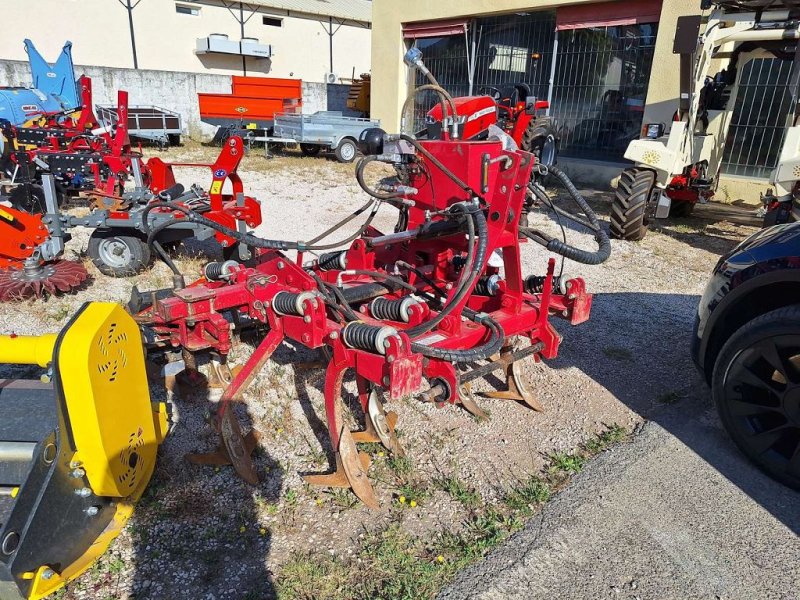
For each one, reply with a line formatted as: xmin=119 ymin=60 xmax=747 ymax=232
xmin=88 ymin=231 xmax=152 ymax=277
xmin=712 ymin=304 xmax=800 ymax=490
xmin=334 ymin=138 xmax=357 ymax=163
xmin=610 ymin=167 xmax=656 ymax=241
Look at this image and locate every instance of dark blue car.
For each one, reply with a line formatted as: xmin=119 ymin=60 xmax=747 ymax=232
xmin=693 ymin=222 xmax=800 ymax=490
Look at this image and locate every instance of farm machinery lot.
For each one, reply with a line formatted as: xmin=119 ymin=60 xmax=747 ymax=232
xmin=0 ymin=144 xmax=774 ymax=600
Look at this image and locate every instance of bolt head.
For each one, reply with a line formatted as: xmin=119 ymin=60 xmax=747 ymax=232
xmin=70 ymin=468 xmax=86 ymax=479
xmin=382 ymin=376 xmax=390 ymax=386
xmin=387 ymin=355 xmax=395 ymax=363
xmin=277 ymin=261 xmax=285 ymax=270
xmin=329 ymin=331 xmax=339 ymax=340
xmin=75 ymin=487 xmax=92 ymax=498
xmin=85 ymin=506 xmax=100 ymax=516
xmin=41 ymin=568 xmax=55 ymax=580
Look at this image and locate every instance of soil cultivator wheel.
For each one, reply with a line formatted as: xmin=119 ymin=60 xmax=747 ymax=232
xmin=88 ymin=231 xmax=152 ymax=277
xmin=610 ymin=167 xmax=656 ymax=241
xmin=669 ymin=200 xmax=695 ymax=218
xmin=713 ymin=305 xmax=800 ymax=490
xmin=0 ymin=260 xmax=89 ymax=300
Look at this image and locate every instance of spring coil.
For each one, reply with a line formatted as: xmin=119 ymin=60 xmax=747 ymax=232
xmin=525 ymin=274 xmax=567 ymax=295
xmin=474 ymin=274 xmax=502 ymax=296
xmin=204 ymin=260 xmax=238 ymax=281
xmin=272 ymin=291 xmax=316 ymax=316
xmin=369 ymin=296 xmax=418 ymax=323
xmin=342 ymin=322 xmax=397 ymax=355
xmin=318 ymin=250 xmax=347 ymax=271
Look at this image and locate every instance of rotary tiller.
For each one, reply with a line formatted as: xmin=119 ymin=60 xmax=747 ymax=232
xmin=131 ymin=50 xmax=610 ymax=507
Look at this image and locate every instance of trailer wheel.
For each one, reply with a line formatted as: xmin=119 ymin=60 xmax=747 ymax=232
xmin=300 ymin=143 xmax=321 ymax=157
xmin=610 ymin=168 xmax=656 ymax=241
xmin=712 ymin=305 xmax=800 ymax=490
xmin=334 ymin=138 xmax=357 ymax=163
xmin=88 ymin=231 xmax=152 ymax=277
xmin=669 ymin=200 xmax=695 ymax=217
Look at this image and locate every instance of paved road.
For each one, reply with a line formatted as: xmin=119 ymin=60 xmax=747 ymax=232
xmin=439 ymin=400 xmax=799 ymax=600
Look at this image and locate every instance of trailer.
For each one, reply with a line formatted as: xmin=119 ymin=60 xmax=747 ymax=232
xmin=259 ymin=111 xmax=380 ymax=162
xmin=96 ymin=104 xmax=182 ymax=146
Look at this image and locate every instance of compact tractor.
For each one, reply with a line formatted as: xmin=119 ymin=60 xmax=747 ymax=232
xmin=611 ymin=0 xmax=800 ymax=240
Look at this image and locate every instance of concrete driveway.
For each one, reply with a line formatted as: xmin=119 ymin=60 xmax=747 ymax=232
xmin=439 ymin=394 xmax=799 ymax=600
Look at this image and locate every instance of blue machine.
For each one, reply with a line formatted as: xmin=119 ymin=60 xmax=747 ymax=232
xmin=0 ymin=39 xmax=79 ymax=126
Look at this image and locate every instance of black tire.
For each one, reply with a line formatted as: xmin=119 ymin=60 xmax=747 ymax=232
xmin=520 ymin=116 xmax=558 ymax=167
xmin=88 ymin=230 xmax=151 ymax=277
xmin=167 ymin=134 xmax=181 ymax=147
xmin=300 ymin=143 xmax=321 ymax=157
xmin=669 ymin=200 xmax=695 ymax=218
xmin=610 ymin=168 xmax=656 ymax=241
xmin=334 ymin=138 xmax=357 ymax=163
xmin=712 ymin=305 xmax=800 ymax=490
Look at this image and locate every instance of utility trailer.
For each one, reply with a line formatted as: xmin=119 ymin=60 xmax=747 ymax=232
xmin=255 ymin=111 xmax=380 ymax=162
xmin=96 ymin=104 xmax=183 ymax=146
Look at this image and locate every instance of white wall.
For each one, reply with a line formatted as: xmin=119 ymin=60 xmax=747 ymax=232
xmin=0 ymin=0 xmax=371 ymax=83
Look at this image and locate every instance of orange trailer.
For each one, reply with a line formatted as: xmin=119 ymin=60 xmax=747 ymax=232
xmin=198 ymin=76 xmax=302 ymax=130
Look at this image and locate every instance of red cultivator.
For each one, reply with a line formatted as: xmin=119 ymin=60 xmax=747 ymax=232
xmin=132 ymin=51 xmax=610 ymax=506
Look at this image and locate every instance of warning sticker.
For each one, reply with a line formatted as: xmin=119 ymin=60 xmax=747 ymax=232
xmin=414 ymin=333 xmax=447 ymax=346
xmin=209 ymin=181 xmax=223 ymax=195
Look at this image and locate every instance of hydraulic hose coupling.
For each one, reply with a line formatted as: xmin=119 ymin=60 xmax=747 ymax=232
xmin=342 ymin=322 xmax=398 ymax=355
xmin=369 ymin=296 xmax=421 ymax=323
xmin=272 ymin=291 xmax=317 ymax=317
xmin=204 ymin=260 xmax=239 ymax=281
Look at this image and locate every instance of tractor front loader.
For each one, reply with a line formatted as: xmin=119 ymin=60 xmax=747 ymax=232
xmin=611 ymin=1 xmax=800 ymax=240
xmin=0 ymin=303 xmax=168 ymax=600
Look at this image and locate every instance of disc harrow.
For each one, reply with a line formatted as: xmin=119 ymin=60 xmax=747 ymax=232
xmin=0 ymin=260 xmax=89 ymax=300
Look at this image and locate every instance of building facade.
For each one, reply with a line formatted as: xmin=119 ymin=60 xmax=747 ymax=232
xmin=0 ymin=0 xmax=372 ymax=84
xmin=371 ymin=0 xmax=791 ymax=189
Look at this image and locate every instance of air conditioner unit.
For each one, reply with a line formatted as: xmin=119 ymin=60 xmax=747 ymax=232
xmin=325 ymin=72 xmax=338 ymax=84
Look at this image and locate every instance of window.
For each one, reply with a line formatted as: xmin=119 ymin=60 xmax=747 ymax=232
xmin=176 ymin=4 xmax=200 ymax=16
xmin=263 ymin=16 xmax=282 ymax=27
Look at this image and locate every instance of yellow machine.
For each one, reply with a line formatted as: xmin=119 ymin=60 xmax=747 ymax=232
xmin=0 ymin=303 xmax=168 ymax=599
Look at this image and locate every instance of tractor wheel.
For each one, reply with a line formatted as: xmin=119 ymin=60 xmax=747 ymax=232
xmin=610 ymin=168 xmax=656 ymax=241
xmin=669 ymin=200 xmax=695 ymax=217
xmin=520 ymin=116 xmax=558 ymax=168
xmin=88 ymin=231 xmax=152 ymax=277
xmin=712 ymin=305 xmax=800 ymax=490
xmin=300 ymin=143 xmax=321 ymax=157
xmin=334 ymin=138 xmax=358 ymax=163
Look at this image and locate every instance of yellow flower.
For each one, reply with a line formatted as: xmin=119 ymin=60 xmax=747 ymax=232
xmin=277 ymin=428 xmax=284 ymax=434
xmin=259 ymin=528 xmax=267 ymax=536
xmin=214 ymin=467 xmax=220 ymax=473
xmin=410 ymin=500 xmax=417 ymax=508
xmin=436 ymin=555 xmax=445 ymax=563
xmin=315 ymin=498 xmax=323 ymax=506
xmin=398 ymin=495 xmax=406 ymax=504
xmin=239 ymin=526 xmax=246 ymax=533
xmin=377 ymin=451 xmax=385 ymax=457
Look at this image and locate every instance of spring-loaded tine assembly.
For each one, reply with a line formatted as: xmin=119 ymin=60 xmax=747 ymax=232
xmin=459 ymin=382 xmax=490 ymax=422
xmin=480 ymin=344 xmax=545 ymax=412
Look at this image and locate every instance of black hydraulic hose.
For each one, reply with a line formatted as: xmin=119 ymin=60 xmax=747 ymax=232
xmin=410 ymin=311 xmax=505 ymax=363
xmin=151 ymin=239 xmax=182 ymax=278
xmin=306 ymin=197 xmax=376 ymax=245
xmin=355 ymin=156 xmax=405 ymax=201
xmin=522 ymin=167 xmax=611 ymax=266
xmin=347 ymin=270 xmax=418 ymax=293
xmin=406 ymin=204 xmax=487 ymax=339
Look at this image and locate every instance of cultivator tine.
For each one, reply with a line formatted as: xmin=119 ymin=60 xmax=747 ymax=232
xmin=459 ymin=383 xmax=490 ymax=421
xmin=303 ymin=429 xmax=378 ymax=508
xmin=351 ymin=388 xmax=404 ymax=457
xmin=187 ymin=408 xmax=260 ymax=484
xmin=481 ymin=346 xmax=545 ymax=412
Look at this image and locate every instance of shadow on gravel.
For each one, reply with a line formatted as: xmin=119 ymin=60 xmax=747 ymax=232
xmin=550 ymin=291 xmax=800 ymax=535
xmin=128 ymin=373 xmax=281 ymax=600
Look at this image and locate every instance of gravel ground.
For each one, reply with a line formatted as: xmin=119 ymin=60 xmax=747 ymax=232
xmin=0 ymin=144 xmax=760 ymax=599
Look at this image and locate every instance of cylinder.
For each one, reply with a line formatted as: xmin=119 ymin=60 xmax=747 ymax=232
xmin=0 ymin=334 xmax=57 ymax=367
